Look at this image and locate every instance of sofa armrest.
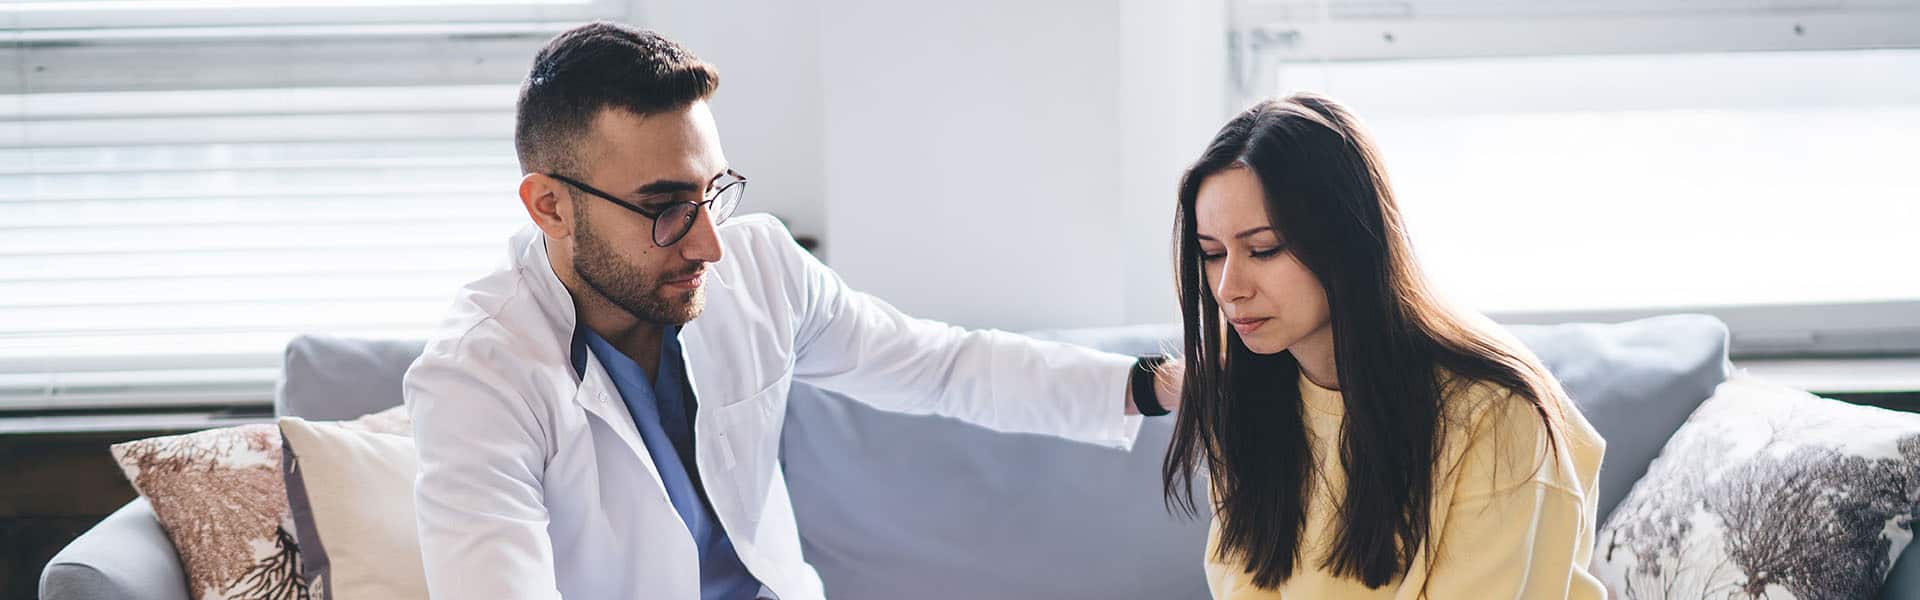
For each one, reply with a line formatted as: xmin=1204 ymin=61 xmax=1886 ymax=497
xmin=39 ymin=498 xmax=189 ymax=600
xmin=1884 ymin=547 xmax=1920 ymax=600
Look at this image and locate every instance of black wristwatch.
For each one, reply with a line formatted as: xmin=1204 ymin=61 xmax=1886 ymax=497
xmin=1131 ymin=355 xmax=1171 ymax=417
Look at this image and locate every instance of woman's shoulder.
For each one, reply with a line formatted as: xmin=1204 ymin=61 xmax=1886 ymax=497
xmin=1435 ymin=372 xmax=1596 ymax=502
xmin=1434 ymin=370 xmax=1533 ymax=433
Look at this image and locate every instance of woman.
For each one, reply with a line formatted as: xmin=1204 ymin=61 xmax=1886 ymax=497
xmin=1162 ymin=93 xmax=1607 ymax=599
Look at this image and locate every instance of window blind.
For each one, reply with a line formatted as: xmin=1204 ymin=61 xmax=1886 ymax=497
xmin=2 ymin=12 xmax=584 ymax=410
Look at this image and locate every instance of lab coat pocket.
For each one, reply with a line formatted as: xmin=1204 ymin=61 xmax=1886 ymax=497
xmin=708 ymin=377 xmax=787 ymax=535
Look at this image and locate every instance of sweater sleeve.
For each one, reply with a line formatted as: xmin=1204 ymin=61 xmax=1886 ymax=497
xmin=1420 ymin=481 xmax=1603 ymax=599
xmin=1418 ymin=386 xmax=1606 ymax=600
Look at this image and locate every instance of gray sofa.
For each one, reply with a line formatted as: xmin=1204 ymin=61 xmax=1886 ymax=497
xmin=42 ymin=315 xmax=1920 ymax=599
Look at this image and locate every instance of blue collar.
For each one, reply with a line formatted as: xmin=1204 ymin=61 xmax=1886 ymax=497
xmin=570 ymin=325 xmax=589 ymax=379
xmin=570 ymin=324 xmax=683 ymax=379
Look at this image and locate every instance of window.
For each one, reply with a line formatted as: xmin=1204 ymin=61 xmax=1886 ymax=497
xmin=1235 ymin=2 xmax=1920 ymax=357
xmin=2 ymin=2 xmax=618 ymax=410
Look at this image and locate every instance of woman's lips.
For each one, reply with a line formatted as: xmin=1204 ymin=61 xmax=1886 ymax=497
xmin=1229 ymin=317 xmax=1270 ymax=335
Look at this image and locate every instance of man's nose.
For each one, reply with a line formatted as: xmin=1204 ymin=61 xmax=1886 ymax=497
xmin=678 ymin=204 xmax=725 ymax=263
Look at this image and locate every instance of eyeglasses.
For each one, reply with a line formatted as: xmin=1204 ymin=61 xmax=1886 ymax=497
xmin=547 ymin=169 xmax=746 ymax=247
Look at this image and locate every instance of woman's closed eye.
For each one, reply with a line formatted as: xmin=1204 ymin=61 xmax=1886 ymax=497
xmin=1201 ymin=245 xmax=1285 ymax=263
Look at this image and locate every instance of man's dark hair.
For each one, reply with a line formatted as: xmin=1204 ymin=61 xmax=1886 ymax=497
xmin=515 ymin=22 xmax=720 ymax=176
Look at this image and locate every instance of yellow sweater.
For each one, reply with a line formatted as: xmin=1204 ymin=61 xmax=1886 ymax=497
xmin=1205 ymin=373 xmax=1607 ymax=599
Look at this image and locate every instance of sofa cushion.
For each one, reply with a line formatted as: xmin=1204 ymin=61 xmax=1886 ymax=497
xmin=277 ymin=335 xmax=424 ymax=421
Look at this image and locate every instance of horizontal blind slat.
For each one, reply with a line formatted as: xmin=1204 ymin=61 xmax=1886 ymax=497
xmin=1 ymin=195 xmax=524 ymax=227
xmin=0 ymin=246 xmax=502 ymax=281
xmin=0 ymin=299 xmax=454 ymax=331
xmin=0 ymin=271 xmax=496 ymax=308
xmin=2 ymin=111 xmax=516 ymax=147
xmin=5 ymin=84 xmax=521 ymax=119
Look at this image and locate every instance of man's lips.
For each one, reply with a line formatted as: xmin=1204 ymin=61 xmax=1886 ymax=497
xmin=663 ymin=270 xmax=705 ymax=289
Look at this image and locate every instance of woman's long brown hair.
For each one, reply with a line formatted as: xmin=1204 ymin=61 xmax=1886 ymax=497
xmin=1162 ymin=93 xmax=1566 ymax=589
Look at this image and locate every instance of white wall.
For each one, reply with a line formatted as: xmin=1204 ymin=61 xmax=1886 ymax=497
xmin=640 ymin=0 xmax=1228 ymax=331
xmin=816 ymin=0 xmax=1126 ymax=331
xmin=1121 ymin=0 xmax=1232 ymax=326
xmin=640 ymin=0 xmax=830 ymax=242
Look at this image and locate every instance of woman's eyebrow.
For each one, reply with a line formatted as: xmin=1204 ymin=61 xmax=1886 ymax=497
xmin=1196 ymin=226 xmax=1275 ymax=242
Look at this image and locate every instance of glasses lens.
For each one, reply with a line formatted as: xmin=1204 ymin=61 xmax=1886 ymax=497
xmin=654 ymin=202 xmax=698 ymax=246
xmin=710 ymin=181 xmax=744 ymax=225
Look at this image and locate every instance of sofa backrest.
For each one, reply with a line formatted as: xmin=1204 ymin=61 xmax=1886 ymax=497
xmin=276 ymin=335 xmax=424 ymax=421
xmin=274 ymin=315 xmax=1732 ymax=600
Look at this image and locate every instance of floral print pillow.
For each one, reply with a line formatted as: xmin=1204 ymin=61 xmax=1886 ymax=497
xmin=1592 ymin=376 xmax=1920 ymax=599
xmin=110 ymin=407 xmax=409 ymax=600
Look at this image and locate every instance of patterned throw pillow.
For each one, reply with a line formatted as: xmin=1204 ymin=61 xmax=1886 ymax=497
xmin=1592 ymin=375 xmax=1920 ymax=599
xmin=109 ymin=407 xmax=409 ymax=600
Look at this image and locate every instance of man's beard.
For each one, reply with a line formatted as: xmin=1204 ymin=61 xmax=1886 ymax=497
xmin=572 ymin=210 xmax=705 ymax=325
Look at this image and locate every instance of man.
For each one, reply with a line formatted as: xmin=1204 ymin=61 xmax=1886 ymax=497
xmin=405 ymin=22 xmax=1179 ymax=600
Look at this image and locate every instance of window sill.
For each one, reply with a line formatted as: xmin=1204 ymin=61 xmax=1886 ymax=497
xmin=1735 ymin=356 xmax=1920 ymax=395
xmin=0 ymin=408 xmax=273 ymax=437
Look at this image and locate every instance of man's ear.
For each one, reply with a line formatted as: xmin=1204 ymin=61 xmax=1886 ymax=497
xmin=520 ymin=173 xmax=574 ymax=240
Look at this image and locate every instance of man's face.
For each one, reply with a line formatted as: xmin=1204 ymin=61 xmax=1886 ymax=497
xmin=566 ymin=102 xmax=729 ymax=325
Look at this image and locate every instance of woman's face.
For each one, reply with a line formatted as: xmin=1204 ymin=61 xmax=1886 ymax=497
xmin=1194 ymin=166 xmax=1331 ymax=356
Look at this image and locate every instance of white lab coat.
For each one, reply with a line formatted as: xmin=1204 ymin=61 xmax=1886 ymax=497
xmin=405 ymin=214 xmax=1143 ymax=600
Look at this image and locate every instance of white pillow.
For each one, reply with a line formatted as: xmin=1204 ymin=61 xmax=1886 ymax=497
xmin=280 ymin=416 xmax=427 ymax=600
xmin=1592 ymin=375 xmax=1920 ymax=599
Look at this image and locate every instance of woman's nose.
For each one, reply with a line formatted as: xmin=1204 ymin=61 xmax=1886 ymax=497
xmin=1214 ymin=257 xmax=1254 ymax=304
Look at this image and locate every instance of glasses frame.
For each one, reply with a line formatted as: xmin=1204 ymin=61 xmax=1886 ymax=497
xmin=547 ymin=169 xmax=746 ymax=247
